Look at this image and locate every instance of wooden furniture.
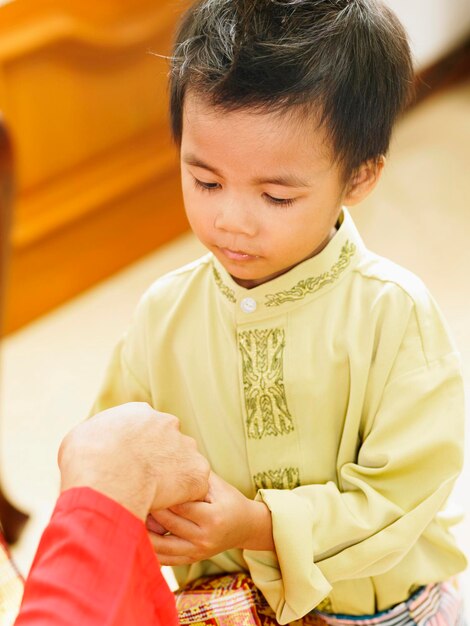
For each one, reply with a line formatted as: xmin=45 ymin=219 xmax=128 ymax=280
xmin=0 ymin=115 xmax=13 ymax=328
xmin=0 ymin=0 xmax=189 ymax=333
xmin=0 ymin=115 xmax=29 ymax=544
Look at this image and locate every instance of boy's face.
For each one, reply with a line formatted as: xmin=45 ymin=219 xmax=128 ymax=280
xmin=180 ymin=93 xmax=369 ymax=289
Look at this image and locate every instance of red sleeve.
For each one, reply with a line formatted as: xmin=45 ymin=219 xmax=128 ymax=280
xmin=15 ymin=487 xmax=178 ymax=626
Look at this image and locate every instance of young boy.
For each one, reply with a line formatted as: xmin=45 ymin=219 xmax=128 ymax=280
xmin=92 ymin=0 xmax=467 ymax=624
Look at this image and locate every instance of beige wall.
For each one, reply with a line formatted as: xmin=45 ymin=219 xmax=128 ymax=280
xmin=387 ymin=0 xmax=470 ymax=68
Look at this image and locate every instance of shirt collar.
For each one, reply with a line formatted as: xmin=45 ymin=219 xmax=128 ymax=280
xmin=210 ymin=207 xmax=366 ymax=320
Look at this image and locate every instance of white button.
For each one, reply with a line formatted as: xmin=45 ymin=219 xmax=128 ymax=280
xmin=240 ymin=297 xmax=257 ymax=313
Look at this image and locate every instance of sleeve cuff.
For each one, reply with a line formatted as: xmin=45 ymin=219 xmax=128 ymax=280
xmin=243 ymin=489 xmax=331 ymax=625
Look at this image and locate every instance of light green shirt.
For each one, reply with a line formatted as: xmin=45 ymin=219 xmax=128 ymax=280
xmin=92 ymin=208 xmax=466 ymax=624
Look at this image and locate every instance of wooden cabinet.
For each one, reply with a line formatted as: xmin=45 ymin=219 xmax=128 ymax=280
xmin=0 ymin=0 xmax=189 ymax=333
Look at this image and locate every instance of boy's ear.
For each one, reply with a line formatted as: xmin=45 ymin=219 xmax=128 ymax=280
xmin=343 ymin=156 xmax=385 ymax=206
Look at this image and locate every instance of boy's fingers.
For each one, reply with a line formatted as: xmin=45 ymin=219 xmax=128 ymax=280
xmin=157 ymin=553 xmax=199 ymax=567
xmin=148 ymin=532 xmax=194 ymax=558
xmin=149 ymin=508 xmax=199 ymax=538
xmin=170 ymin=500 xmax=211 ymax=523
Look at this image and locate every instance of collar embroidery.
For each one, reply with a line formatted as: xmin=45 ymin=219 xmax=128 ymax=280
xmin=212 ymin=240 xmax=357 ymax=307
xmin=265 ymin=241 xmax=356 ymax=307
xmin=212 ymin=266 xmax=236 ymax=303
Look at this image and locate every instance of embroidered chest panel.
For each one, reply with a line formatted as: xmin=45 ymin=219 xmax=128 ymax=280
xmin=238 ymin=328 xmax=294 ymax=439
xmin=253 ymin=467 xmax=301 ymax=491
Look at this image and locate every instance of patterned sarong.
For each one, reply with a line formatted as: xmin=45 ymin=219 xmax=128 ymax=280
xmin=176 ymin=573 xmax=466 ymax=626
xmin=0 ymin=535 xmax=23 ymax=626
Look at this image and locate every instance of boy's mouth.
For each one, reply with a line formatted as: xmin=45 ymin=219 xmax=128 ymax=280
xmin=218 ymin=247 xmax=260 ymax=261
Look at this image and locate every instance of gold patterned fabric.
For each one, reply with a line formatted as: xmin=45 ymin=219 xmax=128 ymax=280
xmin=176 ymin=574 xmax=465 ymax=626
xmin=176 ymin=572 xmax=336 ymax=625
xmin=92 ymin=207 xmax=466 ymax=624
xmin=0 ymin=537 xmax=23 ymax=626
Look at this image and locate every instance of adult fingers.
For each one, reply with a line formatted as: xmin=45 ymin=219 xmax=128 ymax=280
xmin=146 ymin=514 xmax=168 ymax=535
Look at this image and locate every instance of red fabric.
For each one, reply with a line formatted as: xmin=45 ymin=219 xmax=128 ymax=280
xmin=15 ymin=487 xmax=178 ymax=626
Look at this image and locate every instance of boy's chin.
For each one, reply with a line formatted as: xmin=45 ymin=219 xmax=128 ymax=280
xmin=230 ymin=274 xmax=267 ymax=289
xmin=229 ymin=267 xmax=291 ymax=289
xmin=213 ymin=251 xmax=296 ymax=288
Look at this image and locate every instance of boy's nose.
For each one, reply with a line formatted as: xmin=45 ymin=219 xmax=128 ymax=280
xmin=213 ymin=199 xmax=257 ymax=237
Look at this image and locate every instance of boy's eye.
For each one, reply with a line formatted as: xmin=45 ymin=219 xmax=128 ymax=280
xmin=193 ymin=177 xmax=295 ymax=208
xmin=193 ymin=178 xmax=220 ymax=191
xmin=264 ymin=193 xmax=295 ymax=208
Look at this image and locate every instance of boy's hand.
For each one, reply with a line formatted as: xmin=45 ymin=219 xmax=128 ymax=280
xmin=147 ymin=473 xmax=275 ymax=565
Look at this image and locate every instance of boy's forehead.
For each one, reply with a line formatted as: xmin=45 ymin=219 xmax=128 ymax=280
xmin=181 ymin=92 xmax=333 ymax=172
xmin=183 ymin=91 xmax=318 ymax=137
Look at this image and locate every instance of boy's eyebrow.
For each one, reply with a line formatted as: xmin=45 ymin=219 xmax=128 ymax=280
xmin=182 ymin=153 xmax=311 ymax=188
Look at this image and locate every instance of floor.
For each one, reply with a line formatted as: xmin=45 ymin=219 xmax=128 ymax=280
xmin=1 ymin=80 xmax=469 ymax=611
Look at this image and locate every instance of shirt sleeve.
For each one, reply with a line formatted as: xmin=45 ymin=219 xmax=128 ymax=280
xmin=15 ymin=487 xmax=178 ymax=626
xmin=90 ymin=292 xmax=153 ymax=416
xmin=243 ymin=303 xmax=466 ymax=624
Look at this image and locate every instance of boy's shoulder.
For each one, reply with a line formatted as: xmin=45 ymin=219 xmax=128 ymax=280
xmin=140 ymin=253 xmax=213 ymax=304
xmin=354 ymin=251 xmax=457 ymax=361
xmin=355 ymin=250 xmax=430 ymax=305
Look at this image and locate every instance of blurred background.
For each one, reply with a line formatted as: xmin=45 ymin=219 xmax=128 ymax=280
xmin=0 ymin=0 xmax=469 ymax=613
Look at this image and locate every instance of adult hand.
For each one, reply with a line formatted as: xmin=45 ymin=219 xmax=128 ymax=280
xmin=147 ymin=472 xmax=275 ymax=565
xmin=58 ymin=402 xmax=210 ymax=521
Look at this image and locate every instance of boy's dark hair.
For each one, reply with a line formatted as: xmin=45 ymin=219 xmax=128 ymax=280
xmin=169 ymin=0 xmax=414 ymax=178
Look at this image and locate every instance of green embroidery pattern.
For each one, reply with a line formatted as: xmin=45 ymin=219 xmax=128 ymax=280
xmin=239 ymin=328 xmax=294 ymax=439
xmin=212 ymin=266 xmax=236 ymax=303
xmin=265 ymin=241 xmax=357 ymax=307
xmin=253 ymin=467 xmax=300 ymax=490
